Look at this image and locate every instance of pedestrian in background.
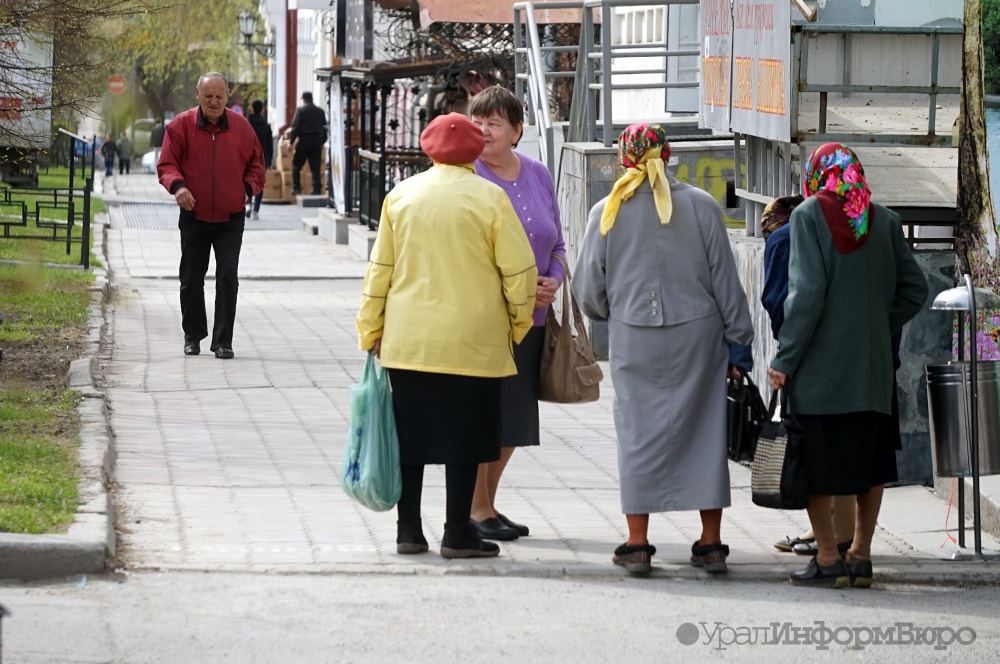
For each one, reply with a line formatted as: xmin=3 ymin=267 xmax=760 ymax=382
xmin=573 ymin=123 xmax=754 ymax=576
xmin=246 ymin=99 xmax=273 ymax=220
xmin=117 ymin=131 xmax=133 ymax=175
xmin=100 ymin=134 xmax=116 ymax=177
xmin=152 ymin=117 xmax=165 ymax=165
xmin=356 ymin=112 xmax=538 ymax=560
xmin=467 ymin=85 xmax=565 ymax=542
xmin=761 ymin=194 xmax=857 ymax=559
xmin=157 ymin=72 xmax=265 ymax=360
xmin=767 ymin=143 xmax=927 ymax=589
xmin=286 ymin=91 xmax=326 ymax=195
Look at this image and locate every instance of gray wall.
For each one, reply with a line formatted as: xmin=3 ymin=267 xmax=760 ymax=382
xmin=557 ymin=143 xmax=956 ymax=485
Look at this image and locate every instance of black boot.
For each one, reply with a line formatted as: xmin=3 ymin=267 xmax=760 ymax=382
xmin=440 ymin=522 xmax=499 ymax=559
xmin=396 ymin=519 xmax=428 ymax=554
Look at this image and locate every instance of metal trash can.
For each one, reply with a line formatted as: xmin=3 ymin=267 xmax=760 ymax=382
xmin=926 ymin=361 xmax=1000 ymax=477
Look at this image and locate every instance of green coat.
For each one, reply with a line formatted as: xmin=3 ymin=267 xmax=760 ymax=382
xmin=770 ymin=197 xmax=928 ymax=415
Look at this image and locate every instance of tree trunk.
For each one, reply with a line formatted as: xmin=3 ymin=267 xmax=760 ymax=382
xmin=956 ymin=0 xmax=999 ymax=283
xmin=954 ymin=0 xmax=1000 ymax=359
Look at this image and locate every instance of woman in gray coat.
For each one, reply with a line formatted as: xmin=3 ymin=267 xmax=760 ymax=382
xmin=573 ymin=124 xmax=754 ymax=575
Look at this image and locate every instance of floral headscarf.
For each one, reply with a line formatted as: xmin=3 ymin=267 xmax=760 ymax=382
xmin=803 ymin=143 xmax=872 ymax=254
xmin=599 ymin=123 xmax=673 ymax=235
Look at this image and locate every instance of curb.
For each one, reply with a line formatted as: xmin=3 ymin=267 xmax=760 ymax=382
xmin=0 ymin=216 xmax=115 ymax=581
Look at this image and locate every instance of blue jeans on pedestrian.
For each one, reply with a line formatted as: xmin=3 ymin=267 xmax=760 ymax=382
xmin=104 ymin=156 xmax=114 ymax=176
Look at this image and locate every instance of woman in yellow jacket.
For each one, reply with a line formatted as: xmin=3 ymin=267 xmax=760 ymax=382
xmin=356 ymin=113 xmax=538 ymax=559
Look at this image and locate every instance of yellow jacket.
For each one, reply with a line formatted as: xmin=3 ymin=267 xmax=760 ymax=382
xmin=356 ymin=163 xmax=538 ymax=377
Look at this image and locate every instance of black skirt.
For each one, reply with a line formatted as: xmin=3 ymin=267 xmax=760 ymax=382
xmin=387 ymin=368 xmax=502 ymax=466
xmin=500 ymin=326 xmax=544 ymax=447
xmin=798 ymin=410 xmax=898 ymax=495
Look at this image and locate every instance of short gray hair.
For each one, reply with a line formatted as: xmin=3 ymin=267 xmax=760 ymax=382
xmin=197 ymin=72 xmax=229 ymax=92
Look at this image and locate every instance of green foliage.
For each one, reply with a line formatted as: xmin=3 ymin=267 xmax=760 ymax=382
xmin=986 ymin=0 xmax=1000 ymax=94
xmin=134 ymin=0 xmax=261 ymax=117
xmin=0 ymin=388 xmax=80 ymax=534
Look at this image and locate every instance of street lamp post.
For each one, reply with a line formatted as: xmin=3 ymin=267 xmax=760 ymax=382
xmin=238 ymin=12 xmax=275 ymax=58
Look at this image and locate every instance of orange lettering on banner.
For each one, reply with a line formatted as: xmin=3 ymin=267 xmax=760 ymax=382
xmin=755 ymin=58 xmax=786 ymax=116
xmin=701 ymin=56 xmax=730 ymax=108
xmin=733 ymin=57 xmax=753 ymax=110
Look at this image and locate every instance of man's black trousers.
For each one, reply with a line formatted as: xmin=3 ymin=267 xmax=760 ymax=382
xmin=178 ymin=214 xmax=244 ymax=351
xmin=292 ymin=136 xmax=324 ymax=194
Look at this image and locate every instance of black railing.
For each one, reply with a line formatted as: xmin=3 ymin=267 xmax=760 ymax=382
xmin=0 ymin=181 xmax=93 ymax=268
xmin=358 ymin=148 xmax=431 ymax=230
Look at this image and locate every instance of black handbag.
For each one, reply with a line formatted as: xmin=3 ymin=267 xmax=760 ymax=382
xmin=750 ymin=389 xmax=809 ymax=510
xmin=726 ymin=369 xmax=767 ymax=463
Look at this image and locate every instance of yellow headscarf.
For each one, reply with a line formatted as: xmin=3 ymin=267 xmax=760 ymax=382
xmin=599 ymin=123 xmax=673 ymax=235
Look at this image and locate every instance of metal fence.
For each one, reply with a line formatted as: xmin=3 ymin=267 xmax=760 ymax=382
xmin=358 ymin=148 xmax=431 ymax=230
xmin=0 ymin=183 xmax=93 ymax=268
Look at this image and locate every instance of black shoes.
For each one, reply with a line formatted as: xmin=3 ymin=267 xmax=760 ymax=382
xmin=845 ymin=559 xmax=873 ymax=588
xmin=291 ymin=188 xmax=301 ymax=195
xmin=310 ymin=190 xmax=322 ymax=196
xmin=396 ymin=519 xmax=429 ymax=555
xmin=496 ymin=513 xmax=529 ymax=537
xmin=471 ymin=517 xmax=518 ymax=541
xmin=441 ymin=522 xmax=500 ymax=559
xmin=612 ymin=543 xmax=656 ymax=575
xmin=183 ymin=338 xmax=200 ymax=356
xmin=789 ymin=556 xmax=850 ymax=588
xmin=214 ymin=345 xmax=234 ymax=359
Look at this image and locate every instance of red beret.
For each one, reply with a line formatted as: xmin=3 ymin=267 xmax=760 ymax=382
xmin=420 ymin=113 xmax=485 ymax=164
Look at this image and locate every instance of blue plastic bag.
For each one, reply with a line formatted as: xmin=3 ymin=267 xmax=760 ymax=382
xmin=341 ymin=352 xmax=402 ymax=511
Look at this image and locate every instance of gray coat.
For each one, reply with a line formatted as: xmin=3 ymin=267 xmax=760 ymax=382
xmin=572 ymin=176 xmax=754 ymax=513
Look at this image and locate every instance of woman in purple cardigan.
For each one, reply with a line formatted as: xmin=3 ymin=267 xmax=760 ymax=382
xmin=467 ymin=85 xmax=567 ymax=541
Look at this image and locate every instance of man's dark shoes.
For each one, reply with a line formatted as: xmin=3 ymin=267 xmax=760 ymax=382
xmin=183 ymin=338 xmax=200 ymax=356
xmin=441 ymin=522 xmax=500 ymax=559
xmin=496 ymin=513 xmax=529 ymax=537
xmin=471 ymin=517 xmax=518 ymax=541
xmin=214 ymin=345 xmax=234 ymax=360
xmin=789 ymin=556 xmax=849 ymax=588
xmin=396 ymin=519 xmax=429 ymax=555
xmin=291 ymin=188 xmax=301 ymax=195
xmin=612 ymin=543 xmax=655 ymax=575
xmin=310 ymin=189 xmax=322 ymax=196
xmin=690 ymin=540 xmax=729 ymax=574
xmin=846 ymin=559 xmax=873 ymax=588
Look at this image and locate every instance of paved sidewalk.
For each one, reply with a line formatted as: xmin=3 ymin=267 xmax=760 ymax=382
xmin=89 ymin=174 xmax=1000 ymax=583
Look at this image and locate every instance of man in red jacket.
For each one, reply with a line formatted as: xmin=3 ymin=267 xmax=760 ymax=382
xmin=158 ymin=72 xmax=266 ymax=359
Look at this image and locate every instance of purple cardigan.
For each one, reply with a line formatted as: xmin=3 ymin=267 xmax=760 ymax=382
xmin=475 ymin=151 xmax=566 ymax=326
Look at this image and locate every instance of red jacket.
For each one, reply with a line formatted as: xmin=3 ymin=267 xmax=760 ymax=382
xmin=158 ymin=107 xmax=266 ymax=222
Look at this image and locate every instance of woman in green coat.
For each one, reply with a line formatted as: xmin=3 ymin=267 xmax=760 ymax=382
xmin=767 ymin=143 xmax=928 ymax=589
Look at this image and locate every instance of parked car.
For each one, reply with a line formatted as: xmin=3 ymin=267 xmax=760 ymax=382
xmin=141 ymin=149 xmax=156 ymax=174
xmin=128 ymin=117 xmax=157 ymax=156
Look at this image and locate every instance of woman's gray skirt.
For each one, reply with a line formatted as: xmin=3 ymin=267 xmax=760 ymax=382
xmin=608 ymin=314 xmax=731 ymax=514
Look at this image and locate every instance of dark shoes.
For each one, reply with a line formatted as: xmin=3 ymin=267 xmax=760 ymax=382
xmin=183 ymin=338 xmax=200 ymax=356
xmin=612 ymin=543 xmax=656 ymax=575
xmin=471 ymin=517 xmax=519 ymax=541
xmin=496 ymin=513 xmax=529 ymax=537
xmin=396 ymin=519 xmax=429 ymax=555
xmin=845 ymin=559 xmax=873 ymax=588
xmin=441 ymin=522 xmax=500 ymax=559
xmin=291 ymin=188 xmax=301 ymax=195
xmin=214 ymin=345 xmax=234 ymax=360
xmin=789 ymin=556 xmax=850 ymax=588
xmin=310 ymin=190 xmax=322 ymax=196
xmin=774 ymin=535 xmax=813 ymax=552
xmin=690 ymin=540 xmax=730 ymax=574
